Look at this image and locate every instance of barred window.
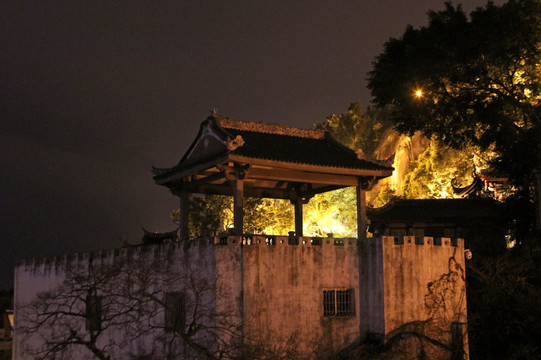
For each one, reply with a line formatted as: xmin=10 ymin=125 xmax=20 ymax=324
xmin=85 ymin=295 xmax=102 ymax=332
xmin=323 ymin=288 xmax=355 ymax=317
xmin=165 ymin=292 xmax=186 ymax=332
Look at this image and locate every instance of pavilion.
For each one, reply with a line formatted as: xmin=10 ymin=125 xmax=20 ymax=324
xmin=153 ymin=113 xmax=394 ymax=241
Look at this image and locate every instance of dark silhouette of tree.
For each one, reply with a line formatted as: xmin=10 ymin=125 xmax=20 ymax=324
xmin=16 ymin=251 xmax=312 ymax=360
xmin=466 ymin=246 xmax=541 ymax=359
xmin=368 ymin=0 xmax=541 ymax=190
xmin=17 ymin=255 xmax=244 ymax=360
xmin=338 ymin=252 xmax=468 ymax=360
xmin=18 ymin=261 xmax=143 ymax=359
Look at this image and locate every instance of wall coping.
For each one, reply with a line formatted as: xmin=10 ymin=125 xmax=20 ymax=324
xmin=15 ymin=235 xmax=465 ymax=270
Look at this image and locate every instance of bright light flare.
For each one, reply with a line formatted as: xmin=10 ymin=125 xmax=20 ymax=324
xmin=414 ymin=89 xmax=423 ymax=98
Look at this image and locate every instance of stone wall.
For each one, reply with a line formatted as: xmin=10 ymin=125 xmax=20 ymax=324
xmin=241 ymin=235 xmax=361 ymax=355
xmin=361 ymin=236 xmax=469 ymax=359
xmin=14 ymin=235 xmax=468 ymax=359
xmin=14 ymin=239 xmax=242 ymax=360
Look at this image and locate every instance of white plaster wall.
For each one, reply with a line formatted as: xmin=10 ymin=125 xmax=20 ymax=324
xmin=14 ymin=255 xmax=72 ymax=359
xmin=381 ymin=236 xmax=468 ymax=334
xmin=242 ymin=236 xmax=361 ymax=355
xmin=14 ymin=240 xmax=232 ymax=360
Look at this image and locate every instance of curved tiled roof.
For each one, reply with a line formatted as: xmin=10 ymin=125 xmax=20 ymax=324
xmin=153 ymin=116 xmax=393 ymax=182
xmin=217 ymin=117 xmax=391 ymax=171
xmin=367 ymin=198 xmax=504 ymax=221
xmin=224 ymin=128 xmax=390 ymax=171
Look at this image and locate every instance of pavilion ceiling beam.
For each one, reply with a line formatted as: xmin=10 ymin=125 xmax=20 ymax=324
xmin=191 ymin=183 xmax=295 ymax=199
xmin=184 ymin=171 xmax=226 ymax=190
xmin=246 ymin=167 xmax=359 ymax=187
xmin=230 ymin=154 xmax=393 ymax=178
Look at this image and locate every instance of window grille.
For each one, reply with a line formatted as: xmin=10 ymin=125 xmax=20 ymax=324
xmin=165 ymin=292 xmax=186 ymax=332
xmin=85 ymin=294 xmax=102 ymax=332
xmin=323 ymin=288 xmax=354 ymax=317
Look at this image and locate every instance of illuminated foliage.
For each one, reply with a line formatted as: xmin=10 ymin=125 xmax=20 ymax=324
xmin=243 ymin=198 xmax=294 ymax=235
xmin=304 ymin=188 xmax=357 ymax=238
xmin=171 ymin=195 xmax=233 ymax=237
xmin=308 ymin=103 xmax=395 ymax=235
xmin=402 ymin=138 xmax=475 ymax=199
xmin=322 ymin=101 xmax=392 ymax=157
xmin=172 ymin=195 xmax=295 ymax=237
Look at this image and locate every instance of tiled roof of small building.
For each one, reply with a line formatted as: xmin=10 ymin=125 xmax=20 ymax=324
xmin=367 ymin=198 xmax=504 ymax=222
xmin=216 ymin=117 xmax=391 ymax=171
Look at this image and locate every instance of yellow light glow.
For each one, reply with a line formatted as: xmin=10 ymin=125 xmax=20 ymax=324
xmin=415 ymin=89 xmax=423 ymax=98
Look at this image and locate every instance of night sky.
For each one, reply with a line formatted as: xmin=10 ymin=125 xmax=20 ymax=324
xmin=1 ymin=1 xmax=504 ymax=288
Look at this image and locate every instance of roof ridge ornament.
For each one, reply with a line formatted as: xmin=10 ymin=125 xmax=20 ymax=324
xmin=357 ymin=149 xmax=394 ymax=167
xmin=227 ymin=135 xmax=245 ymax=151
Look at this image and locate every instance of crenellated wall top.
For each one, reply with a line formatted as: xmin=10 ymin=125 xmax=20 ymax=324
xmin=15 ymin=235 xmax=466 ymax=272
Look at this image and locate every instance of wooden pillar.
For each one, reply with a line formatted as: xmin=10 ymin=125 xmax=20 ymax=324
xmin=356 ymin=183 xmax=367 ymax=242
xmin=233 ymin=177 xmax=244 ymax=236
xmin=294 ymin=198 xmax=303 ymax=237
xmin=179 ymin=190 xmax=189 ymax=242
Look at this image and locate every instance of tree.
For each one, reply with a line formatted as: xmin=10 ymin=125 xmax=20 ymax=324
xmin=466 ymin=249 xmax=541 ymax=359
xmin=18 ymin=261 xmax=146 ymax=360
xmin=172 ymin=195 xmax=295 ymax=237
xmin=183 ymin=194 xmax=233 ymax=237
xmin=321 ymin=102 xmax=392 ymax=157
xmin=17 ymin=247 xmax=321 ymax=360
xmin=321 ymin=102 xmax=434 ymax=206
xmin=17 ymin=255 xmax=243 ymax=360
xmin=303 ymin=188 xmax=357 ymax=237
xmin=242 ymin=197 xmax=294 ymax=235
xmin=402 ymin=138 xmax=476 ymax=199
xmin=368 ymin=0 xmax=541 ymax=189
xmin=369 ymin=2 xmax=541 ymax=358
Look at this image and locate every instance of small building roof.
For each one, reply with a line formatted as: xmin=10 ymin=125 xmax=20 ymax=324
xmin=154 ymin=115 xmax=393 ymax=199
xmin=367 ymin=198 xmax=504 ymax=223
xmin=141 ymin=227 xmax=179 ymax=245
